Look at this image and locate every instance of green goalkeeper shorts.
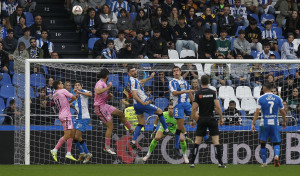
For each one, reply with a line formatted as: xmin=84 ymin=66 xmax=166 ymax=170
xmin=158 ymin=126 xmax=176 ymax=134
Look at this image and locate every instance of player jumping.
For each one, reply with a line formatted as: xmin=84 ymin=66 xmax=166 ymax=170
xmin=50 ymin=80 xmax=78 ymax=162
xmin=73 ymin=81 xmax=93 ymax=163
xmin=252 ymin=83 xmax=287 ymax=167
xmin=127 ymin=66 xmax=173 ymax=150
xmin=143 ymin=103 xmax=189 ymax=163
xmin=94 ymin=68 xmax=134 ymax=155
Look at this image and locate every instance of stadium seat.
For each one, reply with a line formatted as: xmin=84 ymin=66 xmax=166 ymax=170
xmin=204 ymin=64 xmax=212 ymax=75
xmin=0 ymin=85 xmax=15 ymax=99
xmin=17 ymin=86 xmax=35 ymax=99
xmin=88 ymin=37 xmax=100 ymax=50
xmin=155 ymin=98 xmax=169 ymax=111
xmin=218 ymin=86 xmax=235 ymax=99
xmin=108 ymin=37 xmax=116 ymax=41
xmin=6 ymin=97 xmax=22 ymax=108
xmin=139 ymin=63 xmax=152 ymax=69
xmin=130 ymin=12 xmax=137 ymax=23
xmin=123 ymin=75 xmax=130 ymax=86
xmin=278 ymin=39 xmax=288 ymax=51
xmin=143 ymin=72 xmax=153 ymax=87
xmin=235 ymin=26 xmax=246 ymax=37
xmin=249 ymin=13 xmax=260 ymax=24
xmin=195 ymin=64 xmax=205 ymax=77
xmin=241 ymin=97 xmax=257 ymax=113
xmin=30 ymin=74 xmax=46 ymax=88
xmin=24 ymin=12 xmax=34 ymax=27
xmin=236 ymin=86 xmax=253 ymax=99
xmin=107 ymin=74 xmax=120 ymax=87
xmin=168 ymin=49 xmax=183 ymax=67
xmin=0 ymin=73 xmax=12 ymax=86
xmin=209 ymin=86 xmax=216 ymax=91
xmin=241 ymin=119 xmax=252 ymax=126
xmin=257 ymin=26 xmax=265 ymax=33
xmin=180 ymin=50 xmax=195 ymax=58
xmin=42 ymin=65 xmax=48 ymax=75
xmin=0 ymin=116 xmax=4 ymax=125
xmin=273 ymin=51 xmax=280 ymax=59
xmin=13 ymin=73 xmax=25 ymax=87
xmin=54 ymin=119 xmax=61 ymax=126
xmin=0 ymin=98 xmax=5 ymax=111
xmin=292 ymin=39 xmax=300 ymax=51
xmin=230 ymin=37 xmax=235 ymax=50
xmin=144 ymin=37 xmax=150 ymax=41
xmin=272 ymin=27 xmax=284 ymax=39
xmin=253 ymin=86 xmax=261 ymax=99
xmin=251 ymin=50 xmax=257 ymax=58
xmin=260 ymin=14 xmax=276 ymax=25
xmin=224 ymin=97 xmax=241 ymax=110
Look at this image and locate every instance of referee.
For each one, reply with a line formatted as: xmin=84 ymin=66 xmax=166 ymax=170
xmin=190 ymin=75 xmax=226 ymax=168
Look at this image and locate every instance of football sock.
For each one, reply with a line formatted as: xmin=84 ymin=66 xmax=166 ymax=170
xmin=67 ymin=138 xmax=73 ymax=153
xmin=105 ymin=137 xmax=111 ymax=148
xmin=74 ymin=140 xmax=84 ymax=153
xmin=158 ymin=114 xmax=168 ymax=130
xmin=132 ymin=124 xmax=143 ymax=141
xmin=80 ymin=140 xmax=90 ymax=154
xmin=124 ymin=121 xmax=132 ymax=130
xmin=260 ymin=147 xmax=267 ymax=163
xmin=191 ymin=144 xmax=199 ymax=164
xmin=149 ymin=139 xmax=158 ymax=153
xmin=215 ymin=145 xmax=223 ymax=165
xmin=274 ymin=145 xmax=280 ymax=157
xmin=180 ymin=141 xmax=187 ymax=154
xmin=54 ymin=137 xmax=66 ymax=151
xmin=175 ymin=129 xmax=181 ymax=149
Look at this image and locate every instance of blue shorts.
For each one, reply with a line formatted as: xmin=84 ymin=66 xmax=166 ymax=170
xmin=259 ymin=125 xmax=281 ymax=143
xmin=134 ymin=103 xmax=158 ymax=115
xmin=73 ymin=119 xmax=91 ymax=132
xmin=174 ymin=102 xmax=192 ymax=119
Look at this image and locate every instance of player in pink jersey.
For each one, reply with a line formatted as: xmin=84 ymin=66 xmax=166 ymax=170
xmin=94 ymin=68 xmax=133 ymax=155
xmin=50 ymin=80 xmax=78 ymax=162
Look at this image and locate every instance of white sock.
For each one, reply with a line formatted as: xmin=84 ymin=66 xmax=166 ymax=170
xmin=132 ymin=140 xmax=136 ymax=144
xmin=105 ymin=145 xmax=110 ymax=149
xmin=52 ymin=148 xmax=58 ymax=153
xmin=165 ymin=129 xmax=169 ymax=132
xmin=147 ymin=152 xmax=151 ymax=156
xmin=66 ymin=152 xmax=71 ymax=156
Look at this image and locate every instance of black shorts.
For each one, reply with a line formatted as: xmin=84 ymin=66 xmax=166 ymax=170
xmin=196 ymin=117 xmax=219 ymax=137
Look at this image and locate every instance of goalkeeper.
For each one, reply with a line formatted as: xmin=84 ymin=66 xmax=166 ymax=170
xmin=143 ymin=104 xmax=189 ymax=163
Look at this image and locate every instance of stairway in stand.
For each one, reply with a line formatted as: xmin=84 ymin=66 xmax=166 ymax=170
xmin=35 ymin=0 xmax=88 ymax=58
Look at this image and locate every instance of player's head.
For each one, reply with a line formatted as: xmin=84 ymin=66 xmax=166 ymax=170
xmin=74 ymin=81 xmax=82 ymax=91
xmin=168 ymin=103 xmax=174 ymax=117
xmin=229 ymin=100 xmax=236 ymax=110
xmin=200 ymin=75 xmax=210 ymax=86
xmin=262 ymin=82 xmax=273 ymax=93
xmin=128 ymin=66 xmax=137 ymax=78
xmin=64 ymin=81 xmax=72 ymax=91
xmin=99 ymin=68 xmax=110 ymax=80
xmin=53 ymin=80 xmax=63 ymax=90
xmin=172 ymin=66 xmax=182 ymax=78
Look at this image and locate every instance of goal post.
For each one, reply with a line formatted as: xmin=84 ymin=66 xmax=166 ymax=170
xmin=20 ymin=58 xmax=300 ymax=165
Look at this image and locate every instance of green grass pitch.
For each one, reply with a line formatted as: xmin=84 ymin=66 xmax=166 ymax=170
xmin=1 ymin=164 xmax=300 ymax=176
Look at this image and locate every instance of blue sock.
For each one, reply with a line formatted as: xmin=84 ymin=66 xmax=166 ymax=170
xmin=133 ymin=125 xmax=143 ymax=141
xmin=80 ymin=141 xmax=90 ymax=154
xmin=260 ymin=148 xmax=267 ymax=163
xmin=175 ymin=129 xmax=181 ymax=149
xmin=274 ymin=145 xmax=280 ymax=157
xmin=158 ymin=114 xmax=168 ymax=130
xmin=76 ymin=142 xmax=84 ymax=153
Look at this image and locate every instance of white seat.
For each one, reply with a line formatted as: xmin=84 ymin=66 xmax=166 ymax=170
xmin=195 ymin=64 xmax=205 ymax=77
xmin=253 ymin=86 xmax=262 ymax=99
xmin=204 ymin=64 xmax=212 ymax=75
xmin=241 ymin=97 xmax=257 ymax=112
xmin=168 ymin=49 xmax=183 ymax=67
xmin=209 ymin=86 xmax=217 ymax=92
xmin=224 ymin=98 xmax=241 ymax=110
xmin=236 ymin=86 xmax=253 ymax=99
xmin=180 ymin=49 xmax=195 ymax=59
xmin=292 ymin=39 xmax=300 ymax=52
xmin=195 ymin=12 xmax=203 ymax=17
xmin=218 ymin=86 xmax=236 ymax=99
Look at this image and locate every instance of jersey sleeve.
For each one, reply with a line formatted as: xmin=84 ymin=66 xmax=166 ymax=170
xmin=256 ymin=97 xmax=261 ymax=109
xmin=169 ymin=80 xmax=176 ymax=92
xmin=130 ymin=78 xmax=137 ymax=91
xmin=63 ymin=89 xmax=74 ymax=99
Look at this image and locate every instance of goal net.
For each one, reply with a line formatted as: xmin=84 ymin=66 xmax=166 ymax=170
xmin=13 ymin=57 xmax=300 ymax=165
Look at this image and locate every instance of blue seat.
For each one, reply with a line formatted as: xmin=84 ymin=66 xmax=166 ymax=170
xmin=155 ymin=98 xmax=169 ymax=111
xmin=13 ymin=73 xmax=25 ymax=87
xmin=54 ymin=119 xmax=61 ymax=125
xmin=144 ymin=37 xmax=150 ymax=41
xmin=0 ymin=73 xmax=12 ymax=86
xmin=272 ymin=27 xmax=284 ymax=39
xmin=6 ymin=97 xmax=23 ymax=108
xmin=249 ymin=13 xmax=260 ymax=24
xmin=130 ymin=12 xmax=137 ymax=23
xmin=0 ymin=85 xmax=15 ymax=99
xmin=108 ymin=37 xmax=116 ymax=41
xmin=17 ymin=86 xmax=35 ymax=99
xmin=143 ymin=72 xmax=153 ymax=86
xmin=123 ymin=75 xmax=129 ymax=86
xmin=289 ymin=68 xmax=297 ymax=76
xmin=273 ymin=51 xmax=281 ymax=59
xmin=30 ymin=74 xmax=46 ymax=88
xmin=260 ymin=14 xmax=276 ymax=25
xmin=107 ymin=74 xmax=120 ymax=87
xmin=278 ymin=39 xmax=288 ymax=51
xmin=0 ymin=98 xmax=5 ymax=111
xmin=230 ymin=37 xmax=235 ymax=50
xmin=42 ymin=65 xmax=48 ymax=74
xmin=88 ymin=37 xmax=100 ymax=50
xmin=235 ymin=26 xmax=246 ymax=36
xmin=9 ymin=60 xmax=14 ymax=75
xmin=0 ymin=116 xmax=4 ymax=125
xmin=251 ymin=50 xmax=257 ymax=58
xmin=24 ymin=12 xmax=34 ymax=27
xmin=257 ymin=26 xmax=265 ymax=33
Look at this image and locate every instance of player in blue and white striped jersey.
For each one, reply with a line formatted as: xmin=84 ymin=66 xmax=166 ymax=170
xmin=252 ymin=83 xmax=287 ymax=167
xmin=169 ymin=66 xmax=194 ymax=159
xmin=72 ymin=82 xmax=93 ymax=163
xmin=127 ymin=66 xmax=172 ymax=150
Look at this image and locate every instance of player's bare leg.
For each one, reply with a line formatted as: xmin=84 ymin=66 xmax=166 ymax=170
xmin=130 ymin=114 xmax=144 ymax=150
xmin=190 ymin=136 xmax=203 ymax=168
xmin=143 ymin=131 xmax=163 ymax=162
xmin=103 ymin=120 xmax=116 ymax=154
xmin=154 ymin=108 xmax=172 ymax=135
xmin=111 ymin=109 xmax=134 ymax=134
xmin=211 ymin=135 xmax=226 ymax=168
xmin=180 ymin=133 xmax=189 ymax=163
xmin=175 ymin=118 xmax=185 ymax=158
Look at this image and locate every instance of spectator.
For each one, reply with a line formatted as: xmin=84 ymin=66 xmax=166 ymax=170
xmin=276 ymin=0 xmax=297 ymax=27
xmin=284 ymin=11 xmax=300 ymax=39
xmin=281 ymin=34 xmax=298 ymax=59
xmin=31 ymin=97 xmax=55 ymax=125
xmin=283 ymin=101 xmax=293 ymax=117
xmin=26 ymin=38 xmax=43 ymax=58
xmin=30 ymin=15 xmax=48 ymax=39
xmin=231 ymin=53 xmax=250 ymax=86
xmin=0 ymin=41 xmax=10 ymax=73
xmin=1 ymin=0 xmax=18 ymax=16
xmin=201 ymin=7 xmax=218 ymax=37
xmin=282 ymin=75 xmax=297 ymax=101
xmin=46 ymin=77 xmax=54 ymax=100
xmin=3 ymin=99 xmax=20 ymax=125
xmin=185 ymin=7 xmax=197 ymax=28
xmin=81 ymin=8 xmax=101 ymax=51
xmin=292 ymin=103 xmax=300 ymax=125
xmin=9 ymin=5 xmax=25 ymax=27
xmin=133 ymin=9 xmax=151 ymax=36
xmin=36 ymin=30 xmax=54 ymax=57
xmin=161 ymin=0 xmax=180 ymax=17
xmin=249 ymin=63 xmax=264 ymax=88
xmin=132 ymin=29 xmax=147 ymax=59
xmin=182 ymin=0 xmax=198 ymax=16
xmin=18 ymin=0 xmax=36 ymax=12
xmin=13 ymin=16 xmax=26 ymax=39
xmin=264 ymin=74 xmax=276 ymax=88
xmin=117 ymin=8 xmax=135 ymax=38
xmin=243 ymin=0 xmax=259 ymax=14
xmin=233 ymin=30 xmax=251 ymax=58
xmin=218 ymin=6 xmax=237 ymax=37
xmin=101 ymin=39 xmax=117 ymax=59
xmin=146 ymin=28 xmax=168 ymax=59
xmin=288 ymin=87 xmax=300 ymax=113
xmin=212 ymin=0 xmax=226 ymax=16
xmin=114 ymin=30 xmax=126 ymax=53
xmin=230 ymin=0 xmax=249 ymax=27
xmin=146 ymin=0 xmax=161 ymax=17
xmin=216 ymin=29 xmax=234 ymax=59
xmin=119 ymin=39 xmax=135 ymax=59
xmin=17 ymin=27 xmax=31 ymax=49
xmin=223 ymin=100 xmax=242 ymax=125
xmin=89 ymin=0 xmax=106 ymax=12
xmin=145 ymin=86 xmax=154 ymax=103
xmin=153 ymin=71 xmax=169 ymax=98
xmin=211 ymin=54 xmax=232 ymax=87
xmin=245 ymin=20 xmax=262 ymax=52
xmin=160 ymin=18 xmax=174 ymax=46
xmin=50 ymin=52 xmax=59 ymax=59
xmin=262 ymin=20 xmax=278 ymax=51
xmin=198 ymin=29 xmax=217 ymax=59
xmin=93 ymin=30 xmax=109 ymax=58
xmin=31 ymin=87 xmax=47 ymax=106
xmin=191 ymin=18 xmax=205 ymax=46
xmin=173 ymin=15 xmax=195 ymax=56
xmin=13 ymin=41 xmax=29 ymax=59
xmin=0 ymin=17 xmax=13 ymax=42
xmin=181 ymin=60 xmax=199 ymax=84
xmin=258 ymin=0 xmax=275 ymax=15
xmin=256 ymin=42 xmax=274 ymax=59
xmin=167 ymin=7 xmax=179 ymax=28
xmin=100 ymin=4 xmax=118 ymax=37
xmin=110 ymin=0 xmax=130 ymax=17
xmin=72 ymin=0 xmax=89 ymax=27
xmin=3 ymin=29 xmax=17 ymax=54
xmin=150 ymin=7 xmax=165 ymax=29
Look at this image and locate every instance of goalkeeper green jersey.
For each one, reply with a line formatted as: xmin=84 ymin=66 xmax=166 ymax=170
xmin=158 ymin=111 xmax=177 ymax=133
xmin=216 ymin=38 xmax=231 ymax=56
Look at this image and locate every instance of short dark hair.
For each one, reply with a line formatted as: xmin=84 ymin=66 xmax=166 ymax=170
xmin=220 ymin=29 xmax=228 ymax=34
xmin=250 ymin=19 xmax=257 ymax=25
xmin=172 ymin=66 xmax=181 ymax=72
xmin=229 ymin=100 xmax=236 ymax=105
xmin=23 ymin=27 xmax=30 ymax=32
xmin=16 ymin=5 xmax=22 ymax=10
xmin=10 ymin=99 xmax=16 ymax=106
xmin=120 ymin=8 xmax=127 ymax=14
xmin=118 ymin=30 xmax=125 ymax=35
xmin=30 ymin=38 xmax=36 ymax=42
xmin=265 ymin=20 xmax=272 ymax=25
xmin=101 ymin=30 xmax=109 ymax=35
xmin=204 ymin=28 xmax=212 ymax=34
xmin=263 ymin=82 xmax=273 ymax=90
xmin=263 ymin=41 xmax=270 ymax=47
xmin=41 ymin=30 xmax=48 ymax=34
xmin=201 ymin=75 xmax=209 ymax=85
xmin=269 ymin=54 xmax=276 ymax=58
xmin=127 ymin=66 xmax=135 ymax=72
xmin=99 ymin=68 xmax=110 ymax=79
xmin=178 ymin=15 xmax=185 ymax=20
xmin=53 ymin=80 xmax=61 ymax=90
xmin=7 ymin=29 xmax=14 ymax=34
xmin=238 ymin=30 xmax=245 ymax=34
xmin=38 ymin=87 xmax=46 ymax=93
xmin=107 ymin=39 xmax=114 ymax=45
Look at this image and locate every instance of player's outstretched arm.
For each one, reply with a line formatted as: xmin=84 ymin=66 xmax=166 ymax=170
xmin=140 ymin=72 xmax=155 ymax=84
xmin=214 ymin=99 xmax=224 ymax=126
xmin=279 ymin=109 xmax=287 ymax=130
xmin=69 ymin=95 xmax=78 ymax=104
xmin=74 ymin=89 xmax=92 ymax=97
xmin=95 ymin=82 xmax=112 ymax=95
xmin=252 ymin=108 xmax=260 ymax=133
